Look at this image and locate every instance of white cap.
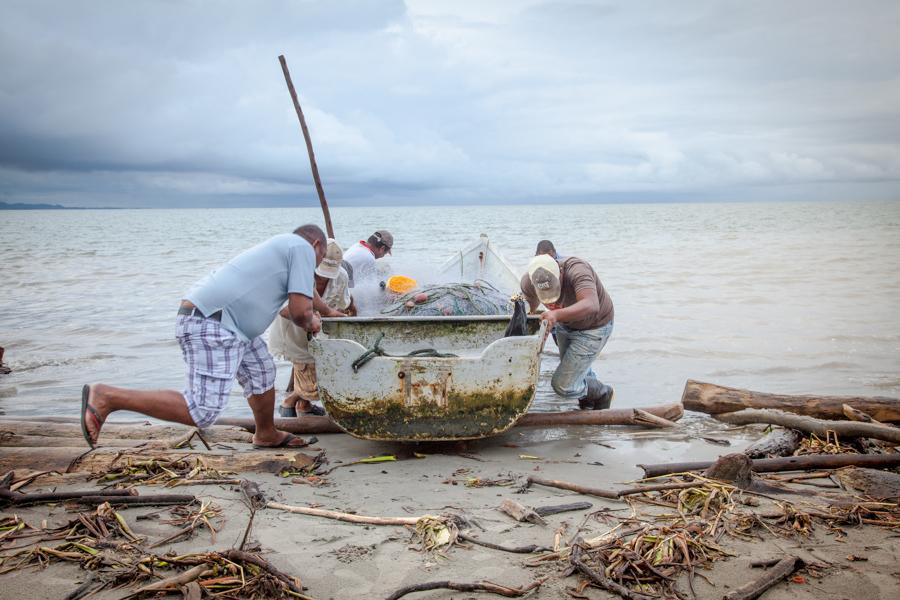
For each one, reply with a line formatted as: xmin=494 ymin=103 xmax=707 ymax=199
xmin=527 ymin=254 xmax=562 ymax=304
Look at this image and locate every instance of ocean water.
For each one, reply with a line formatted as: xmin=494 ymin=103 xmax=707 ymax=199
xmin=1 ymin=201 xmax=899 ymax=420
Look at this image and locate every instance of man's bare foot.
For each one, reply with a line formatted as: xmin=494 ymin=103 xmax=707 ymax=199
xmin=80 ymin=384 xmax=110 ymax=448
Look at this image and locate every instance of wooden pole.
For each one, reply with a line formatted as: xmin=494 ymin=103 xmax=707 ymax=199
xmin=215 ymin=403 xmax=685 ymax=434
xmin=278 ymin=54 xmax=335 ymax=238
xmin=638 ymin=452 xmax=900 ymax=479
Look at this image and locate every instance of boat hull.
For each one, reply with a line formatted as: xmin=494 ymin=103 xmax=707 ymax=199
xmin=310 ymin=320 xmax=546 ymax=441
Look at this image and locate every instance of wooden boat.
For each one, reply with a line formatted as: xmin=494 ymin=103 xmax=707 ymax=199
xmin=439 ymin=233 xmax=522 ymax=294
xmin=310 ymin=237 xmax=546 ymax=441
xmin=311 ymin=316 xmax=545 ymax=441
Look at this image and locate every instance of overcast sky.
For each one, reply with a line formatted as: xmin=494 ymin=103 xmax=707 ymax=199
xmin=2 ymin=1 xmax=899 ymax=207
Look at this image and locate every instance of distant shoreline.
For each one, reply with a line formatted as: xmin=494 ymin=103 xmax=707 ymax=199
xmin=0 ymin=202 xmax=121 ymax=211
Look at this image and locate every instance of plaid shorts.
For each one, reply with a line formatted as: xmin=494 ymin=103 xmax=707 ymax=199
xmin=176 ymin=315 xmax=276 ymax=427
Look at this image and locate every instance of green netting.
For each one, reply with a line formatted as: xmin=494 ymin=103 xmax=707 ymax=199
xmin=381 ymin=280 xmax=512 ymax=317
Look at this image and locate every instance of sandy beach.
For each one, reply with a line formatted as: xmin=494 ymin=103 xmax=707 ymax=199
xmin=1 ymin=415 xmax=898 ymax=599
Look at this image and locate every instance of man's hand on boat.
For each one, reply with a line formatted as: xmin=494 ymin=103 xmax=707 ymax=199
xmin=286 ymin=293 xmax=322 ymax=335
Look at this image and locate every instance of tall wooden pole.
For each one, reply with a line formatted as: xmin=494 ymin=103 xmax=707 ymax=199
xmin=278 ymin=55 xmax=334 ymax=238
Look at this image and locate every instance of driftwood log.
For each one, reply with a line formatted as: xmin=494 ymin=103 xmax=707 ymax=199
xmin=0 ymin=420 xmax=252 ymax=445
xmin=498 ymin=499 xmax=546 ymax=525
xmin=715 ymin=409 xmax=900 ymax=444
xmin=682 ymin=380 xmax=900 ymax=422
xmin=639 ymin=452 xmax=900 ymax=478
xmin=743 ymin=428 xmax=804 ymax=459
xmin=217 ymin=403 xmax=684 ymax=434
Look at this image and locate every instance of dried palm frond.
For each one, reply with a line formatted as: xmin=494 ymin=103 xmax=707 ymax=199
xmin=96 ymin=456 xmax=232 ymax=488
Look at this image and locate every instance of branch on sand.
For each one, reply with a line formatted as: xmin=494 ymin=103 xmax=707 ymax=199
xmin=639 ymin=451 xmax=900 ymax=478
xmin=385 ymin=576 xmax=547 ymax=600
xmin=724 ymin=556 xmax=805 ymax=600
xmin=267 ymin=501 xmax=421 ymax=525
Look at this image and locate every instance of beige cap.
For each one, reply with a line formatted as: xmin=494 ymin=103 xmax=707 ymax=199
xmin=315 ymin=238 xmax=344 ymax=279
xmin=374 ymin=230 xmax=393 ymax=254
xmin=527 ymin=254 xmax=561 ymax=304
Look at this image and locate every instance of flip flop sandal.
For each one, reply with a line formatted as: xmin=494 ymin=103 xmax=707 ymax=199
xmin=299 ymin=404 xmax=326 ymax=417
xmin=80 ymin=384 xmax=102 ymax=449
xmin=252 ymin=432 xmax=314 ymax=450
xmin=278 ymin=405 xmax=298 ymax=418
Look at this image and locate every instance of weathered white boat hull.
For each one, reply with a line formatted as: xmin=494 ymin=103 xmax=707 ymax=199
xmin=310 ymin=321 xmax=546 ymax=441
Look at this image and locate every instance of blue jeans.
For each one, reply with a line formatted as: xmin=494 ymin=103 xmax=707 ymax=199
xmin=551 ymin=321 xmax=613 ymax=399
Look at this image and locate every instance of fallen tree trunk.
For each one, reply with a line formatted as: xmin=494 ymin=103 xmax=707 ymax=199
xmin=682 ymin=380 xmax=900 ymax=422
xmin=0 ymin=420 xmax=251 ymax=443
xmin=217 ymin=403 xmax=684 ymax=434
xmin=639 ymin=452 xmax=900 ymax=478
xmin=715 ymin=409 xmax=900 ymax=444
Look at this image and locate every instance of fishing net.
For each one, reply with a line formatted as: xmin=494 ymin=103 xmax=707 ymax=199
xmin=381 ymin=280 xmax=513 ymax=317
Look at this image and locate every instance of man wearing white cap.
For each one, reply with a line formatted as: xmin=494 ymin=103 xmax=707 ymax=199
xmin=342 ymin=230 xmax=394 ymax=283
xmin=521 ymin=254 xmax=615 ymax=409
xmin=268 ymin=239 xmax=352 ymax=417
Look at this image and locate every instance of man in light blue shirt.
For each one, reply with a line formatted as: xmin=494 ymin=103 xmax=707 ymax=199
xmin=80 ymin=224 xmax=327 ymax=449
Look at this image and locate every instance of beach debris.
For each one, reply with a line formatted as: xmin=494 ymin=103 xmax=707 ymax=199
xmin=278 ymin=450 xmax=329 ymax=479
xmin=842 ymin=403 xmax=888 ymax=424
xmin=413 ymin=515 xmax=459 ymax=553
xmin=267 ymin=501 xmax=423 ymax=526
xmin=517 ymin=474 xmax=699 ymax=501
xmin=95 ymin=456 xmax=234 ymax=488
xmin=216 ymin=403 xmax=685 ymax=435
xmin=122 ymin=549 xmax=308 ymax=599
xmin=518 ymin=454 xmax=542 ymax=460
xmin=563 ymin=521 xmax=734 ymax=600
xmin=533 ymin=502 xmax=593 ymax=517
xmin=796 ymin=430 xmax=859 ymax=455
xmin=169 ymin=429 xmax=211 ymax=451
xmin=724 ymin=555 xmax=805 ymax=600
xmin=638 ymin=451 xmax=900 ymax=478
xmin=833 ymin=467 xmax=900 ymax=500
xmin=743 ymin=428 xmax=804 ymax=458
xmin=498 ymin=499 xmax=547 ymax=525
xmin=681 ymin=379 xmax=900 ymax=422
xmin=385 ymin=576 xmax=547 ymax=600
xmin=715 ymin=408 xmax=900 ymax=444
xmin=456 ymin=532 xmax=551 ymax=554
xmin=1 ymin=471 xmax=138 ymax=506
xmin=704 ymin=453 xmax=753 ymax=488
xmin=0 ymin=502 xmax=144 ymax=574
xmin=701 ymin=436 xmax=731 ymax=446
xmin=150 ymin=500 xmax=222 ymax=548
xmin=516 ymin=404 xmax=684 ymax=428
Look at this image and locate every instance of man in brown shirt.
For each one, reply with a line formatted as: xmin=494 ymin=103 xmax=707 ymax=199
xmin=521 ymin=253 xmax=614 ymax=409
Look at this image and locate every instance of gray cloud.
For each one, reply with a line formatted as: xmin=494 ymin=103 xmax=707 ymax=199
xmin=1 ymin=0 xmax=899 ymax=207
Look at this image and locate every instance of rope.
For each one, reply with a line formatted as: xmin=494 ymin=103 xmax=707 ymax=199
xmin=351 ymin=332 xmax=458 ymax=373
